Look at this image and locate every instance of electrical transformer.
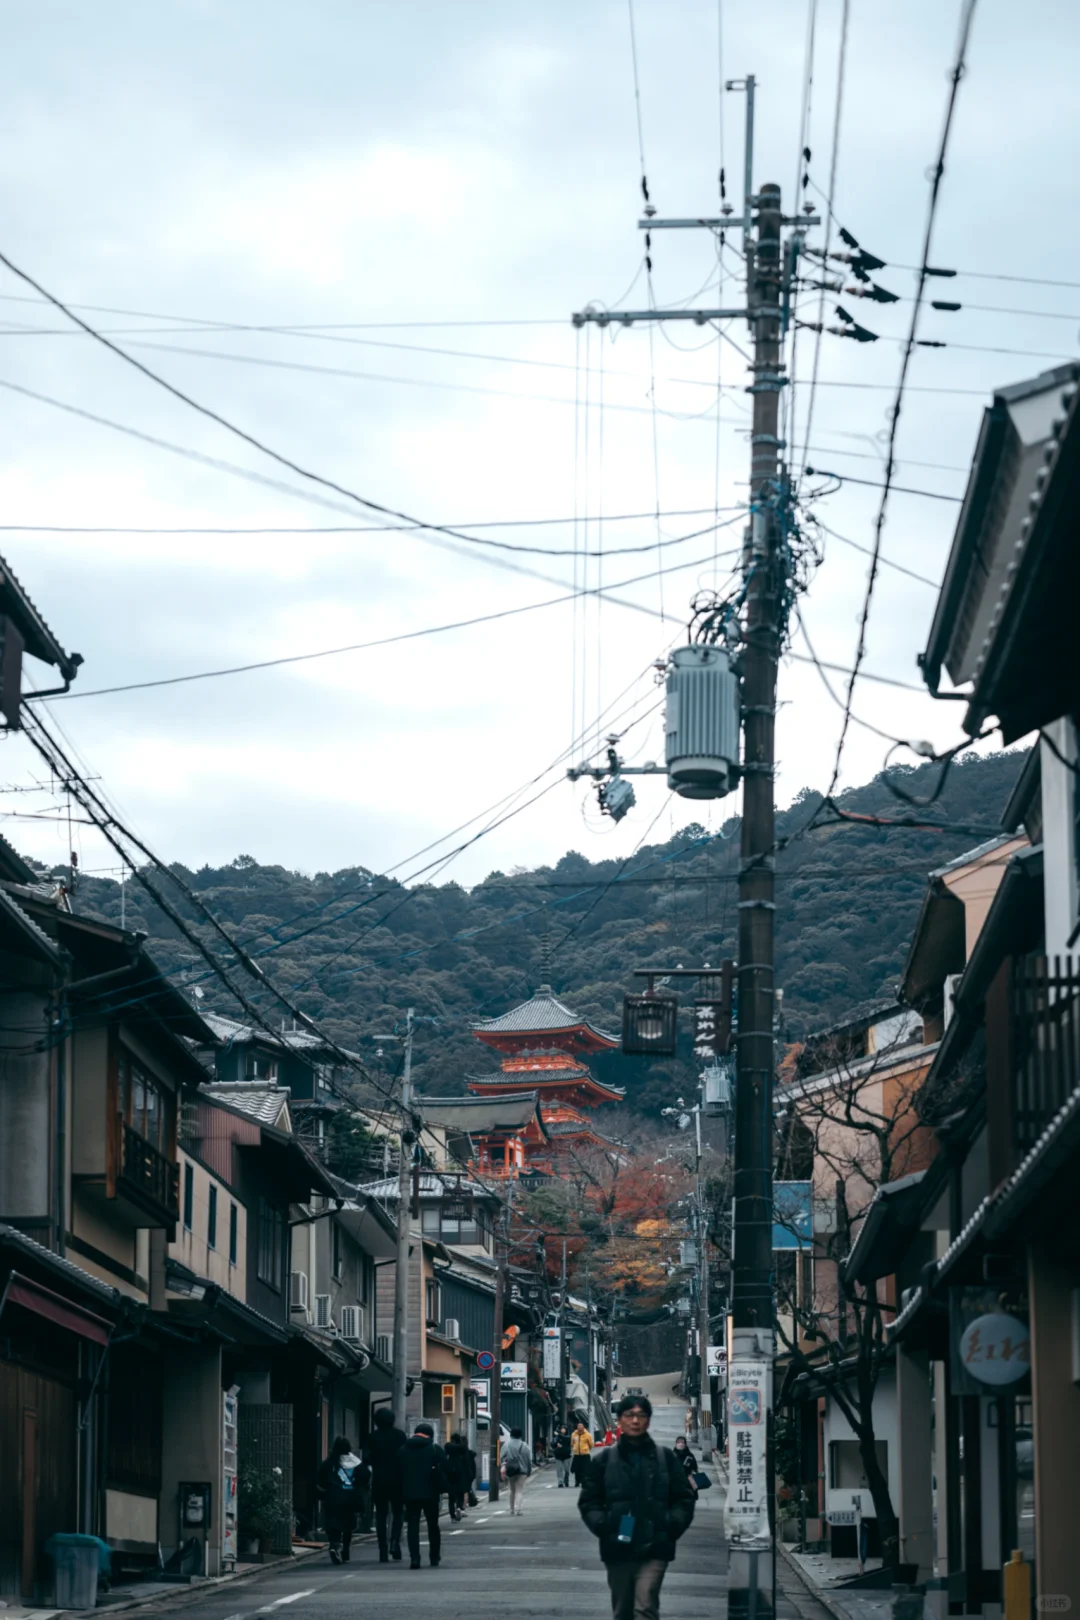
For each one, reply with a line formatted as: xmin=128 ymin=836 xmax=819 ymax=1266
xmin=664 ymin=644 xmax=740 ymax=799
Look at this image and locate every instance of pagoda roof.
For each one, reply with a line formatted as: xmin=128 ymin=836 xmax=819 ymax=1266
xmin=416 ymin=1092 xmax=549 ymax=1139
xmin=465 ymin=1069 xmax=624 ymax=1103
xmin=472 ymin=985 xmax=618 ymax=1049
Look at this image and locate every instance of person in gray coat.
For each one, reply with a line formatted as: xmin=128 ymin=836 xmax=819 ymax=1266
xmin=501 ymin=1427 xmax=533 ymax=1516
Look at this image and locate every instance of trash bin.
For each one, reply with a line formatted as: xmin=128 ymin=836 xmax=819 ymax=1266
xmin=46 ymin=1533 xmax=103 ymax=1610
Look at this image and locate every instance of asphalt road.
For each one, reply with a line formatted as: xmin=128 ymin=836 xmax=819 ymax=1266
xmin=134 ymin=1460 xmax=828 ymax=1620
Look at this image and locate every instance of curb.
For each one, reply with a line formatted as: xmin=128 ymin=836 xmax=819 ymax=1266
xmin=777 ymin=1542 xmax=855 ymax=1620
xmin=63 ymin=1546 xmax=330 ymax=1620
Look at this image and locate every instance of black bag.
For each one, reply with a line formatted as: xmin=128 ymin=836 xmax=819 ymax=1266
xmin=467 ymin=1489 xmax=479 ymax=1507
xmin=692 ymin=1470 xmax=712 ymax=1490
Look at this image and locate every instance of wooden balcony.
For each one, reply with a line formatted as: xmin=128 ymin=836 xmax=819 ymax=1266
xmin=1013 ymin=956 xmax=1080 ymax=1153
xmin=117 ymin=1118 xmax=180 ymax=1228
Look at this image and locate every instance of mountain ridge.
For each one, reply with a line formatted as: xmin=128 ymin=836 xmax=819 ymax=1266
xmin=47 ymin=748 xmax=1027 ymax=1117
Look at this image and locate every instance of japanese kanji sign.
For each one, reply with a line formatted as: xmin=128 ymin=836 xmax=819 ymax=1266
xmin=723 ymin=1358 xmax=770 ymax=1542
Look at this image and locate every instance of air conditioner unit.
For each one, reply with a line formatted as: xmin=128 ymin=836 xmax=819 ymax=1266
xmin=315 ymin=1294 xmax=332 ymax=1330
xmin=444 ymin=1318 xmax=461 ymax=1342
xmin=289 ymin=1270 xmax=309 ymax=1314
xmin=340 ymin=1305 xmax=365 ymax=1344
xmin=376 ymin=1334 xmax=392 ymax=1364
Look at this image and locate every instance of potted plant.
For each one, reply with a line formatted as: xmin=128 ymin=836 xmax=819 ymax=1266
xmin=237 ymin=1466 xmax=289 ymax=1557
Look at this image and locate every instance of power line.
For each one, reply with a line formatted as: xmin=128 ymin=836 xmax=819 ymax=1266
xmin=0 ymin=504 xmax=739 ymax=540
xmin=817 ymin=0 xmax=979 ymax=808
xmin=797 ymin=0 xmax=851 ymax=486
xmin=803 ymin=466 xmax=962 ymax=502
xmin=30 ymin=534 xmax=741 ymax=704
xmin=0 ymin=250 xmax=726 ymax=567
xmin=815 ymin=519 xmax=938 ymax=587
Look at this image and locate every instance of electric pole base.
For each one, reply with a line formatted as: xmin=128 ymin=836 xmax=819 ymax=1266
xmin=726 ymin=1545 xmax=775 ymax=1620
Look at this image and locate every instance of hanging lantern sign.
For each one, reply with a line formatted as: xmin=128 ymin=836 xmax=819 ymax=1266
xmin=622 ymin=992 xmax=679 ymax=1056
xmin=958 ymin=1312 xmax=1030 ymax=1386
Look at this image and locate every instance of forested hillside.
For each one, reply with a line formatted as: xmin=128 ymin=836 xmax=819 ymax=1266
xmin=54 ymin=750 xmax=1027 ymax=1117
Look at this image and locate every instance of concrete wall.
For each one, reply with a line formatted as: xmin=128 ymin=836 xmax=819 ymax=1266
xmin=171 ymin=1150 xmax=246 ymax=1296
xmin=0 ymin=988 xmax=52 ymax=1221
xmin=822 ymin=1366 xmax=899 ymax=1510
xmin=70 ymin=1026 xmax=108 ymax=1177
xmin=160 ymin=1344 xmax=223 ymax=1575
xmin=1029 ymin=1247 xmax=1080 ymax=1609
xmin=943 ymin=839 xmax=1027 ymax=960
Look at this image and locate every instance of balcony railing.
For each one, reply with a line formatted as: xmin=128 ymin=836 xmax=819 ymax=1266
xmin=119 ymin=1120 xmax=181 ymax=1224
xmin=1013 ymin=955 xmax=1080 ymax=1153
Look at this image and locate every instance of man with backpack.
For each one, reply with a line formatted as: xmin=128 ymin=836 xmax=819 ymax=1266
xmin=578 ymin=1394 xmax=696 ymax=1620
xmin=500 ymin=1426 xmax=533 ymax=1516
xmin=399 ymin=1421 xmax=450 ymax=1570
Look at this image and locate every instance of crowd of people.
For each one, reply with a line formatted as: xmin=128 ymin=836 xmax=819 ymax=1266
xmin=316 ymin=1391 xmax=703 ymax=1617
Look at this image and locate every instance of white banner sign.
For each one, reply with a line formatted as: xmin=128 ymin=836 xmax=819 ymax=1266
xmin=543 ymin=1326 xmax=562 ymax=1383
xmin=470 ymin=1377 xmax=490 ymax=1418
xmin=706 ymin=1344 xmax=727 ymax=1378
xmin=501 ymin=1361 xmax=527 ymax=1392
xmin=723 ymin=1359 xmax=770 ymax=1542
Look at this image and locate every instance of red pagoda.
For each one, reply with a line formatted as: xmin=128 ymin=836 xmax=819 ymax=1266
xmin=464 ymin=985 xmax=624 ymax=1177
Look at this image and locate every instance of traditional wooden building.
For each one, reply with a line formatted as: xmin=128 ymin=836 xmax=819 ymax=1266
xmin=464 ymin=986 xmax=625 ymax=1176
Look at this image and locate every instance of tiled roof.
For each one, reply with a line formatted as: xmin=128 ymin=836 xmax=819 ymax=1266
xmin=358 ymin=1171 xmax=495 ymax=1203
xmin=203 ymin=1012 xmax=359 ymax=1061
xmin=418 ymin=1093 xmax=546 ymax=1132
xmin=466 ymin=1070 xmax=624 ymax=1098
xmin=472 ymin=986 xmax=617 ymax=1042
xmin=0 ymin=885 xmax=62 ymax=963
xmin=203 ymin=1082 xmax=292 ymax=1128
xmin=0 ymin=550 xmax=81 ymax=678
xmin=0 ymin=1223 xmax=125 ymax=1310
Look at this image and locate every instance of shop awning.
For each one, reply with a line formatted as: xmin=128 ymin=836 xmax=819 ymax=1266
xmin=1 ymin=1270 xmax=112 ymax=1345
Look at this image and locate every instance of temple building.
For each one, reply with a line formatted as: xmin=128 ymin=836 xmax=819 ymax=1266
xmin=455 ymin=986 xmax=625 ymax=1178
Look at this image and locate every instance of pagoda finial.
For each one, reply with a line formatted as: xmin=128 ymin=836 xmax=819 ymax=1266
xmin=538 ymin=913 xmax=554 ymax=990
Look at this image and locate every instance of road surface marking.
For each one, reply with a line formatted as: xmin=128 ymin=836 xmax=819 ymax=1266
xmin=258 ymin=1593 xmax=316 ymax=1611
xmin=473 ymin=1516 xmax=489 ymax=1522
xmin=448 ymin=1529 xmax=464 ymax=1535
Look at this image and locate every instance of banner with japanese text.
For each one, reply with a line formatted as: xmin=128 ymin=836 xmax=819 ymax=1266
xmin=723 ymin=1358 xmax=770 ymax=1542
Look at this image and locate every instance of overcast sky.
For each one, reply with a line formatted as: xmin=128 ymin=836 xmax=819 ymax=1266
xmin=2 ymin=0 xmax=1075 ymax=891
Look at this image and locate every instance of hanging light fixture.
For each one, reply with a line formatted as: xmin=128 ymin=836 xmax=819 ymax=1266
xmin=622 ymin=992 xmax=679 ymax=1056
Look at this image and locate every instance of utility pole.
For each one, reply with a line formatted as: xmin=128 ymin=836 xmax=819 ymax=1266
xmin=559 ymin=1237 xmax=568 ymax=1428
xmin=487 ymin=1177 xmax=515 ymax=1502
xmin=727 ymin=176 xmax=782 ymax=1620
xmin=391 ymin=1008 xmax=415 ymax=1429
xmin=694 ymin=1105 xmax=714 ymax=1461
xmin=572 ymin=81 xmax=805 ymax=1618
xmin=488 ymin=1229 xmax=505 ymax=1502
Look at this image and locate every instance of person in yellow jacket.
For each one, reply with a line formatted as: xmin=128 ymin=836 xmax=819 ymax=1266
xmin=570 ymin=1420 xmax=594 ymax=1487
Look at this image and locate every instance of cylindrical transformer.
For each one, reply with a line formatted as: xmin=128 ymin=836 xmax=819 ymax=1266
xmin=665 ymin=644 xmax=740 ymax=799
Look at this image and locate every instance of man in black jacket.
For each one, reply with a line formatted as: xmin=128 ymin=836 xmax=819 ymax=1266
xmin=364 ymin=1408 xmax=407 ymax=1563
xmin=399 ymin=1421 xmax=450 ymax=1570
xmin=578 ymin=1395 xmax=696 ymax=1620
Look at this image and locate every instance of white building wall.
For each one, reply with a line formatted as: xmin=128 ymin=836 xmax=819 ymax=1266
xmin=822 ymin=1365 xmax=898 ymax=1520
xmin=1040 ymin=720 xmax=1078 ymax=958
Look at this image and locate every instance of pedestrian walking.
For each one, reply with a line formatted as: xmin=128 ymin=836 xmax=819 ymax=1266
xmin=552 ymin=1424 xmax=573 ymax=1487
xmin=316 ymin=1435 xmax=367 ymax=1564
xmin=365 ymin=1407 xmax=407 ymax=1563
xmin=399 ymin=1421 xmax=449 ymax=1570
xmin=570 ymin=1418 xmax=594 ymax=1487
xmin=501 ymin=1426 xmax=533 ymax=1516
xmin=578 ymin=1393 xmax=696 ymax=1620
xmin=445 ymin=1432 xmax=476 ymax=1520
xmin=673 ymin=1436 xmax=699 ymax=1493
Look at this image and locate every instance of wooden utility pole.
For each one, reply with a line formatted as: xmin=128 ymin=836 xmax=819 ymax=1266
xmin=391 ymin=1009 xmax=415 ymax=1429
xmin=487 ymin=1241 xmax=505 ymax=1502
